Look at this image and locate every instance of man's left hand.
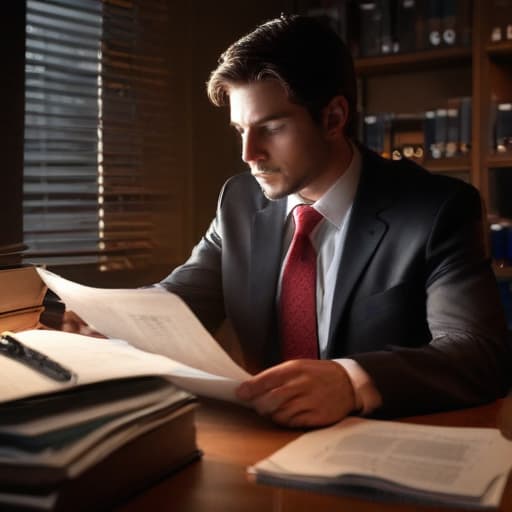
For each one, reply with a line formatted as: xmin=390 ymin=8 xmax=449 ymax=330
xmin=235 ymin=359 xmax=356 ymax=428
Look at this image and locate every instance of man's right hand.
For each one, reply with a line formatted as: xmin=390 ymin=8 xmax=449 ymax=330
xmin=61 ymin=311 xmax=106 ymax=338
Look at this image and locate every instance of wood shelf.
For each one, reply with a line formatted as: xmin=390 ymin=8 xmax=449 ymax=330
xmin=487 ymin=154 xmax=512 ymax=169
xmin=494 ymin=265 xmax=512 ymax=280
xmin=355 ymin=47 xmax=472 ymax=76
xmin=486 ymin=41 xmax=512 ymax=60
xmin=423 ymin=157 xmax=471 ymax=173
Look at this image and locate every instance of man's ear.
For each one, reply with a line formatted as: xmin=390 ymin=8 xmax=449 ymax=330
xmin=323 ymin=96 xmax=349 ymax=137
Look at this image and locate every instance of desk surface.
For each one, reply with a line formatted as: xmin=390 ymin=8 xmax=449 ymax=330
xmin=118 ymin=399 xmax=512 ymax=512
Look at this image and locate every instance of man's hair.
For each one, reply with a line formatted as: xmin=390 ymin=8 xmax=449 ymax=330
xmin=207 ymin=14 xmax=358 ymax=138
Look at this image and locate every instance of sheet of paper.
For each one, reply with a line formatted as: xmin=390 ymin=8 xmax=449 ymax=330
xmin=0 ymin=330 xmax=242 ymax=404
xmin=37 ymin=268 xmax=250 ymax=381
xmin=251 ymin=417 xmax=512 ymax=505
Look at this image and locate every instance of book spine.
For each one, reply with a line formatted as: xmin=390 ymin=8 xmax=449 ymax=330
xmin=496 ymin=102 xmax=512 ymax=153
xmin=491 ymin=223 xmax=507 ymax=267
xmin=358 ymin=1 xmax=383 ymax=56
xmin=364 ymin=114 xmax=386 ymax=155
xmin=445 ymin=106 xmax=460 ymax=157
xmin=459 ymin=97 xmax=472 ymax=155
xmin=424 ymin=110 xmax=436 ymax=159
xmin=432 ymin=108 xmax=448 ymax=158
xmin=489 ymin=0 xmax=512 ymax=43
xmin=426 ymin=0 xmax=442 ymax=47
xmin=380 ymin=0 xmax=393 ymax=54
xmin=441 ymin=0 xmax=457 ymax=46
xmin=456 ymin=0 xmax=472 ymax=47
xmin=395 ymin=0 xmax=419 ymax=53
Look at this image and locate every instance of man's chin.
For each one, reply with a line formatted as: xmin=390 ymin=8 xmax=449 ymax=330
xmin=259 ymin=184 xmax=288 ymax=201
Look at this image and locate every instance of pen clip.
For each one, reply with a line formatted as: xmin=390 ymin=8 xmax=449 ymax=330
xmin=0 ymin=331 xmax=75 ymax=383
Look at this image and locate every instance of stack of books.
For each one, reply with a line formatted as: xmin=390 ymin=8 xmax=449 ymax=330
xmin=0 ymin=375 xmax=199 ymax=511
xmin=0 ymin=265 xmax=47 ymax=332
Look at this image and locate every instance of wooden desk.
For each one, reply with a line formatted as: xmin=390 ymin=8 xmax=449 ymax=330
xmin=119 ymin=399 xmax=512 ymax=512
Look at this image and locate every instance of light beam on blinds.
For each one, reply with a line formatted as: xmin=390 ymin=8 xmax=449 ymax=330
xmin=23 ymin=0 xmax=178 ymax=270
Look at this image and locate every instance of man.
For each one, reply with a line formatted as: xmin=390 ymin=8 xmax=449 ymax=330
xmin=71 ymin=15 xmax=510 ymax=427
xmin=159 ymin=14 xmax=512 ymax=426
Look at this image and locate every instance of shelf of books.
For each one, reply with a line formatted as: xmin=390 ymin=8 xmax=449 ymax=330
xmin=297 ymin=0 xmax=512 ymax=325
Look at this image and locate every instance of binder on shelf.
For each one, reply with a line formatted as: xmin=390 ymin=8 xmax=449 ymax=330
xmin=380 ymin=0 xmax=394 ymax=54
xmin=394 ymin=0 xmax=423 ymax=53
xmin=494 ymin=168 xmax=512 ymax=219
xmin=491 ymin=223 xmax=509 ymax=267
xmin=358 ymin=1 xmax=383 ymax=57
xmin=489 ymin=0 xmax=512 ymax=43
xmin=445 ymin=105 xmax=460 ymax=158
xmin=363 ymin=113 xmax=391 ymax=157
xmin=496 ymin=103 xmax=512 ymax=154
xmin=425 ymin=0 xmax=442 ymax=47
xmin=424 ymin=110 xmax=436 ymax=160
xmin=432 ymin=108 xmax=448 ymax=159
xmin=459 ymin=96 xmax=472 ymax=155
xmin=441 ymin=0 xmax=457 ymax=46
xmin=455 ymin=0 xmax=473 ymax=47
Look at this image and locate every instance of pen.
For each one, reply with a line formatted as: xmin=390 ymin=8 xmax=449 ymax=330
xmin=0 ymin=331 xmax=75 ymax=382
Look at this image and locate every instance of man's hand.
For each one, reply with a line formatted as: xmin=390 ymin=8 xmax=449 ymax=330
xmin=61 ymin=311 xmax=105 ymax=338
xmin=235 ymin=359 xmax=356 ymax=428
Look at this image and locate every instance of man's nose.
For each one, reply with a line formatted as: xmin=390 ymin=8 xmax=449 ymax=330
xmin=241 ymin=131 xmax=265 ymax=164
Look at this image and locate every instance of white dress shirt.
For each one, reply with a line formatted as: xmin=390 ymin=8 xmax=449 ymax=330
xmin=281 ymin=144 xmax=382 ymax=414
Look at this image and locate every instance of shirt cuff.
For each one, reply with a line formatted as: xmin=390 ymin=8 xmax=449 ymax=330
xmin=333 ymin=358 xmax=382 ymax=415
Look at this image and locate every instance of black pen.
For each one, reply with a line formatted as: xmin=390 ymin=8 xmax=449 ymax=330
xmin=0 ymin=331 xmax=75 ymax=382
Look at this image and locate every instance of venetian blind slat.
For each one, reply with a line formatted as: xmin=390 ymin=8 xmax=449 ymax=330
xmin=23 ymin=0 xmax=177 ymax=269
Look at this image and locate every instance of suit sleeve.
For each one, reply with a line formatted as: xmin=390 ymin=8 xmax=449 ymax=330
xmin=158 ymin=184 xmax=227 ymax=334
xmin=352 ymin=185 xmax=512 ymax=417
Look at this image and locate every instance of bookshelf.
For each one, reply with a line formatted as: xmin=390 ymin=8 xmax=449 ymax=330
xmin=299 ymin=0 xmax=512 ymax=278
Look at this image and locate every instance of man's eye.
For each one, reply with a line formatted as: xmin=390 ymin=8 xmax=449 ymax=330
xmin=263 ymin=124 xmax=283 ymax=134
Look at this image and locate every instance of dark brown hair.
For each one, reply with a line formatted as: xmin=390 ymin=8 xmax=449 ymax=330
xmin=207 ymin=15 xmax=357 ymax=137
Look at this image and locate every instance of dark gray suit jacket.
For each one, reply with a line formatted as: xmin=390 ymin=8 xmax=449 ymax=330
xmin=161 ymin=147 xmax=511 ymax=416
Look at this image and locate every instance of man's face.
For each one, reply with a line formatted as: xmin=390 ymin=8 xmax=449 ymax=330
xmin=229 ymin=81 xmax=332 ymax=201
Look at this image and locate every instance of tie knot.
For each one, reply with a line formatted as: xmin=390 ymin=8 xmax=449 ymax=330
xmin=292 ymin=205 xmax=323 ymax=237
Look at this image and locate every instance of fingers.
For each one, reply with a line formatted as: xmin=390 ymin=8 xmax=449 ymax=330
xmin=61 ymin=310 xmax=106 ymax=338
xmin=236 ymin=360 xmax=356 ymax=428
xmin=237 ymin=360 xmax=306 ymax=400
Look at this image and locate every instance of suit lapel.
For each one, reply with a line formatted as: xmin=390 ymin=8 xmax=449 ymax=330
xmin=327 ymin=150 xmax=393 ymax=349
xmin=248 ymin=198 xmax=287 ymax=363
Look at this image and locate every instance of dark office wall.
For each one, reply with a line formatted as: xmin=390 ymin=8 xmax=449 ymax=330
xmin=169 ymin=1 xmax=293 ymax=252
xmin=1 ymin=2 xmax=25 ymax=254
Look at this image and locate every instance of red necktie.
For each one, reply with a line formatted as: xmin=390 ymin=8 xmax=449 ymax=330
xmin=280 ymin=205 xmax=323 ymax=360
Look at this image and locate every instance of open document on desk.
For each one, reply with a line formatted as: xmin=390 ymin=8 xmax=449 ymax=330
xmin=0 ymin=268 xmax=251 ymax=405
xmin=249 ymin=417 xmax=512 ymax=509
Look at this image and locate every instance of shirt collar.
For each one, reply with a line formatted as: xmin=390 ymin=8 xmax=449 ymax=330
xmin=286 ymin=142 xmax=362 ymax=229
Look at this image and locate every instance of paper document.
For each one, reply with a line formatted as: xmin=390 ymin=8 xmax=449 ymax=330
xmin=0 ymin=330 xmax=243 ymax=404
xmin=0 ymin=268 xmax=252 ymax=404
xmin=250 ymin=417 xmax=512 ymax=508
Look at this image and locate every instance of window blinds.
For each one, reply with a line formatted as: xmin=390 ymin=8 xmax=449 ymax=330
xmin=23 ymin=0 xmax=179 ymax=271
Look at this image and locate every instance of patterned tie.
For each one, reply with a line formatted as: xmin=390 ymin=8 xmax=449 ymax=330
xmin=280 ymin=205 xmax=323 ymax=360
